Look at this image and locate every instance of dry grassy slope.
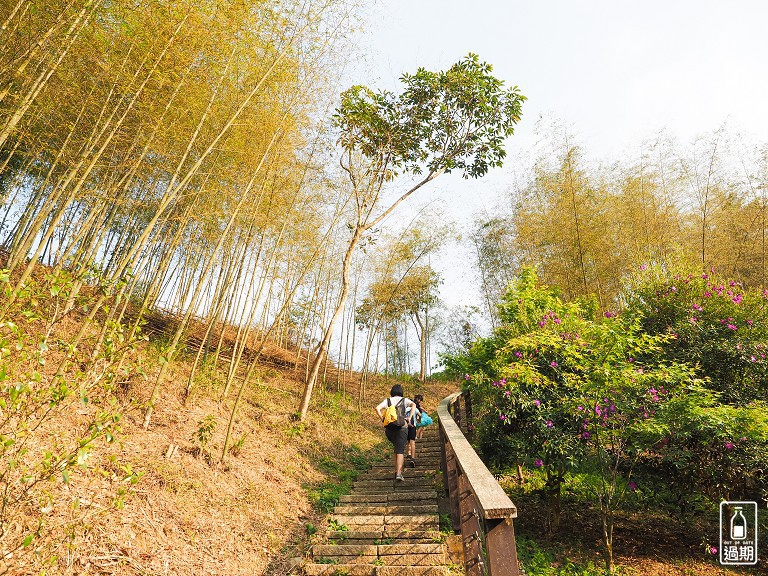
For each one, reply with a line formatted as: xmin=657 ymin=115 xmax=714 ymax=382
xmin=7 ymin=298 xmax=458 ymax=576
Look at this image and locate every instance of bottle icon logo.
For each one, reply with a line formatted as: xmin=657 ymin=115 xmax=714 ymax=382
xmin=720 ymin=501 xmax=758 ymax=566
xmin=730 ymin=506 xmax=747 ymax=540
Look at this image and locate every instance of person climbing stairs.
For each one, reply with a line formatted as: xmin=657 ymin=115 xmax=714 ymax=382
xmin=302 ymin=428 xmax=452 ymax=575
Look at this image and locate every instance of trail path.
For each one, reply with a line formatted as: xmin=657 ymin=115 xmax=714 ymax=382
xmin=303 ymin=428 xmax=452 ymax=575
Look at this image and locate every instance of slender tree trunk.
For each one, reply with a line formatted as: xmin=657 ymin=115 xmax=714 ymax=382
xmin=298 ymin=226 xmax=362 ymax=420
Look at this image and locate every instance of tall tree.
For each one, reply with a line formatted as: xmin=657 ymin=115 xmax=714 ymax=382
xmin=297 ymin=54 xmax=526 ymax=419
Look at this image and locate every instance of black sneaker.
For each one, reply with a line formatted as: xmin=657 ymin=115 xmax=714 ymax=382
xmin=407 ymin=459 xmax=416 ymax=468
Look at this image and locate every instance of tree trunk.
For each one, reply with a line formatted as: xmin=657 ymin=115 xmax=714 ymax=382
xmin=298 ymin=226 xmax=362 ymax=420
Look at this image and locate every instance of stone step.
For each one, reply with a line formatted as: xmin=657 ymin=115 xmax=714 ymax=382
xmin=327 ymin=530 xmax=382 ymax=541
xmin=328 ymin=537 xmax=440 ymax=546
xmin=331 ymin=514 xmax=438 ymax=526
xmin=303 ymin=565 xmax=448 ymax=576
xmin=333 ymin=504 xmax=438 ymax=515
xmin=313 ymin=543 xmax=444 ymax=557
xmin=314 ymin=544 xmax=445 ymax=568
xmin=339 ymin=491 xmax=437 ymax=503
xmin=358 ymin=473 xmax=436 ymax=482
xmin=313 ymin=544 xmax=377 ymax=557
xmin=371 ymin=460 xmax=440 ymax=469
xmin=352 ymin=487 xmax=437 ymax=496
xmin=382 ymin=528 xmax=442 ymax=540
xmin=354 ymin=480 xmax=436 ymax=490
xmin=326 ymin=530 xmax=441 ymax=544
xmin=360 ymin=468 xmax=437 ymax=477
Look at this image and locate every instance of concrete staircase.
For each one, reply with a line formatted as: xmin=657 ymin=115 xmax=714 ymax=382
xmin=303 ymin=429 xmax=452 ymax=576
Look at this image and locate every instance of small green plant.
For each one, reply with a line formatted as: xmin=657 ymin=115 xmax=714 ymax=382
xmin=305 ymin=523 xmax=317 ymax=536
xmin=373 ymin=538 xmax=393 ymax=545
xmin=316 ymin=557 xmax=338 ymax=564
xmin=228 ymin=433 xmax=247 ymax=457
xmin=438 ymin=513 xmax=453 ymax=535
xmin=192 ymin=415 xmax=217 ymax=458
xmin=286 ymin=422 xmax=305 ymax=437
xmin=372 ymin=558 xmax=385 ymax=566
xmin=328 ymin=519 xmax=349 ymax=532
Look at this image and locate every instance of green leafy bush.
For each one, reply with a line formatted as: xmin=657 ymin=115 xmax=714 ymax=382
xmin=446 ymin=267 xmax=768 ymax=573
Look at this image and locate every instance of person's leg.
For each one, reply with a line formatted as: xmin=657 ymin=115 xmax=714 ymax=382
xmin=394 ymin=427 xmax=407 ymax=479
xmin=407 ymin=425 xmax=417 ymax=460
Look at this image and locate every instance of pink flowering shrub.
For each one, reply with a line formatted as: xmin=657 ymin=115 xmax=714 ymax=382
xmin=450 ymin=267 xmax=768 ymax=572
xmin=624 ymin=267 xmax=768 ymax=404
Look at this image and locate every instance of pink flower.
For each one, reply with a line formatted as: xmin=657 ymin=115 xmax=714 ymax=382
xmin=533 ymin=399 xmax=541 ymax=407
xmin=727 ymin=324 xmax=738 ymax=331
xmin=628 ymin=481 xmax=637 ymax=492
xmin=702 ymin=273 xmax=709 ymax=279
xmin=514 ymin=351 xmax=523 ymax=358
xmin=499 ymin=414 xmax=507 ymax=422
xmin=724 ymin=441 xmax=734 ymax=449
xmin=504 ymin=391 xmax=511 ymax=398
xmin=733 ymin=294 xmax=743 ymax=304
xmin=704 ymin=291 xmax=712 ymax=298
xmin=640 ymin=264 xmax=647 ymax=271
xmin=692 ymin=303 xmax=703 ymax=311
xmin=546 ymin=420 xmax=553 ymax=428
xmin=534 ymin=458 xmax=543 ymax=467
xmin=581 ymin=431 xmax=591 ymax=439
xmin=577 ymin=405 xmax=583 ymax=411
xmin=550 ymin=361 xmax=558 ymax=368
xmin=710 ymin=546 xmax=717 ymax=555
xmin=464 ymin=374 xmax=470 ymax=380
xmin=747 ymin=319 xmax=754 ymax=326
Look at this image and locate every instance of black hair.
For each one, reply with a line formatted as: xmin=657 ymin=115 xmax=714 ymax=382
xmin=414 ymin=394 xmax=424 ymax=403
xmin=390 ymin=384 xmax=404 ymax=397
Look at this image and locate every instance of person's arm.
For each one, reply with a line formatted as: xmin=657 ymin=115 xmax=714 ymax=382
xmin=406 ymin=399 xmax=416 ymax=425
xmin=375 ymin=399 xmax=386 ymax=421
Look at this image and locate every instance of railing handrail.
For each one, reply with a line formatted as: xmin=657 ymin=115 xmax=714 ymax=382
xmin=439 ymin=390 xmax=520 ymax=576
xmin=438 ymin=392 xmax=517 ymax=520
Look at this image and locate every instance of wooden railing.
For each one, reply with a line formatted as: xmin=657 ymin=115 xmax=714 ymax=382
xmin=438 ymin=391 xmax=520 ymax=576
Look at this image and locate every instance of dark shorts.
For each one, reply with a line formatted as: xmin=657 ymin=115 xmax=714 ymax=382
xmin=385 ymin=424 xmax=408 ymax=454
xmin=407 ymin=425 xmax=417 ymax=442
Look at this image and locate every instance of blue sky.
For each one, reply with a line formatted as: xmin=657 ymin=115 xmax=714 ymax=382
xmin=344 ymin=0 xmax=768 ymax=322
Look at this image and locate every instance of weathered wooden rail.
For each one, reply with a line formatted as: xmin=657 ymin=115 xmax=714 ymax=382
xmin=439 ymin=391 xmax=520 ymax=576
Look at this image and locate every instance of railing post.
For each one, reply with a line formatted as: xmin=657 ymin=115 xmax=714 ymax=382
xmin=453 ymin=397 xmax=462 ymax=430
xmin=464 ymin=391 xmax=473 ymax=441
xmin=485 ymin=517 xmax=520 ymax=576
xmin=444 ymin=437 xmax=461 ymax=532
xmin=458 ymin=471 xmax=484 ymax=576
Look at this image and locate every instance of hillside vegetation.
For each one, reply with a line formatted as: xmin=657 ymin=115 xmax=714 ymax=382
xmin=0 ymin=263 xmax=455 ymax=575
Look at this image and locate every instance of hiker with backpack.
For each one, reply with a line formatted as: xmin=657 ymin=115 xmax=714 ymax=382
xmin=375 ymin=384 xmax=417 ymax=481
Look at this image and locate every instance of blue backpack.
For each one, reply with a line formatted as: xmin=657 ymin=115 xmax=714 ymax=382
xmin=416 ymin=412 xmax=433 ymax=428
